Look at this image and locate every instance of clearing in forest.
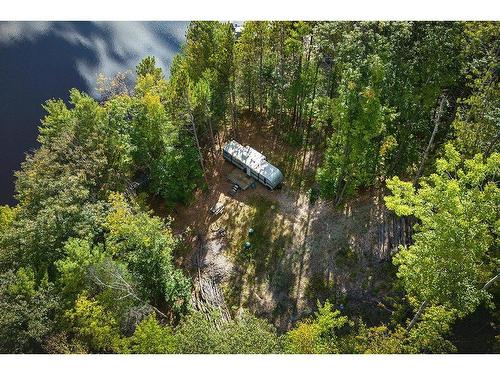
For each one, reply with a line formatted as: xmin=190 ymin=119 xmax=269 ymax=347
xmin=171 ymin=117 xmax=406 ymax=331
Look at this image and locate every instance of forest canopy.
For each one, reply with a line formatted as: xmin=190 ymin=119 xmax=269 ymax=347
xmin=0 ymin=21 xmax=498 ymax=354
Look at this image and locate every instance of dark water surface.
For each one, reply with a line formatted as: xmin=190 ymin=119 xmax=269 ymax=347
xmin=0 ymin=21 xmax=188 ymax=205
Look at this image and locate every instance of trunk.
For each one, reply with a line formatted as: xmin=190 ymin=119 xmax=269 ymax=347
xmin=407 ymin=300 xmax=428 ymax=331
xmin=207 ymin=115 xmax=216 ymax=160
xmin=192 ymin=235 xmax=231 ymax=328
xmin=335 ymin=134 xmax=352 ymax=205
xmin=186 ymin=96 xmax=209 ymax=187
xmin=306 ymin=33 xmax=314 ymax=62
xmin=279 ymin=26 xmax=285 ymax=129
xmin=304 ymin=62 xmax=319 ymax=143
xmin=335 ymin=178 xmax=349 ymax=206
xmin=413 ymin=95 xmax=447 ymax=186
xmin=327 ymin=58 xmax=336 ymax=99
xmin=247 ymin=84 xmax=252 ymax=112
xmin=485 ymin=132 xmax=500 ymax=157
xmin=296 ymin=33 xmax=314 ymax=130
xmin=482 ymin=272 xmax=500 ymax=291
xmin=191 ymin=114 xmax=208 ymax=186
xmin=231 ymin=79 xmax=238 ymax=138
xmin=292 ymin=52 xmax=303 ymax=128
xmin=258 ymin=27 xmax=264 ymax=116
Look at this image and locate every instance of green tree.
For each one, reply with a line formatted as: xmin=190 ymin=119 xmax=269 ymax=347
xmin=385 ymin=144 xmax=499 ymax=322
xmin=136 ymin=56 xmax=164 ymax=82
xmin=4 ymin=89 xmax=133 ymax=277
xmin=220 ymin=311 xmax=281 ymax=354
xmin=315 ymin=22 xmax=463 ymax=200
xmin=352 ymin=324 xmax=408 ymax=354
xmin=0 ymin=268 xmax=60 ymax=353
xmin=176 ymin=310 xmax=280 ymax=354
xmin=104 ymin=193 xmax=191 ymax=316
xmin=126 ymin=315 xmax=176 ymax=354
xmin=382 ymin=22 xmax=463 ymax=176
xmin=316 ymin=32 xmax=393 ymax=202
xmin=284 ymin=301 xmax=351 ymax=354
xmin=175 ymin=311 xmax=221 ymax=353
xmin=406 ymin=305 xmax=457 ymax=353
xmin=134 ymin=57 xmax=203 ymax=206
xmin=452 ymin=22 xmax=500 ymax=157
xmin=65 ymin=293 xmax=123 ymax=353
xmin=55 ymin=238 xmax=105 ymax=301
xmin=352 ymin=305 xmax=456 ymax=353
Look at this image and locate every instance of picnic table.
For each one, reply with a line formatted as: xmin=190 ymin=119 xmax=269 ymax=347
xmin=209 ymin=202 xmax=225 ymax=215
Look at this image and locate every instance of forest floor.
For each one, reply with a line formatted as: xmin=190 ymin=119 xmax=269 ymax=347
xmin=168 ymin=115 xmax=404 ymax=332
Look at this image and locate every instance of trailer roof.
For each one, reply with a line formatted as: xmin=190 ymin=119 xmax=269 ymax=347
xmin=223 ymin=140 xmax=283 ymax=187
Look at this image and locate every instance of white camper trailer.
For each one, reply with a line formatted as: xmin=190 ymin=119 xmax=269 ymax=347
xmin=223 ymin=140 xmax=283 ymax=189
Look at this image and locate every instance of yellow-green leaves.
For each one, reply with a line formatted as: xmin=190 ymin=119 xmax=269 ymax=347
xmin=126 ymin=315 xmax=176 ymax=354
xmin=386 ymin=145 xmax=500 ymax=316
xmin=65 ymin=293 xmax=122 ymax=352
xmin=104 ymin=193 xmax=190 ymax=315
xmin=7 ymin=267 xmax=36 ymax=298
xmin=284 ymin=301 xmax=351 ymax=354
xmin=384 ymin=177 xmax=416 ymax=217
xmin=55 ymin=238 xmax=104 ymax=298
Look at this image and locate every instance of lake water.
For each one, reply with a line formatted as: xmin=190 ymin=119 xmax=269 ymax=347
xmin=0 ymin=21 xmax=188 ymax=205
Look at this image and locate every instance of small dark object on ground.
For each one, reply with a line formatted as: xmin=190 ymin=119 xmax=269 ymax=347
xmin=229 ymin=184 xmax=240 ymax=196
xmin=211 ymin=226 xmax=226 ymax=232
xmin=211 ymin=226 xmax=226 ymax=238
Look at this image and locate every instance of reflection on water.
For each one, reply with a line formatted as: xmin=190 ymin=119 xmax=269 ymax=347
xmin=0 ymin=21 xmax=188 ymax=205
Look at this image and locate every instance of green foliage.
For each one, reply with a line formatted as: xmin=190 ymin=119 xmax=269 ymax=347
xmin=284 ymin=301 xmax=351 ymax=353
xmin=386 ymin=144 xmax=499 ymax=315
xmin=316 ymin=22 xmax=464 ymax=201
xmin=221 ymin=311 xmax=281 ymax=354
xmin=406 ymin=305 xmax=457 ymax=353
xmin=1 ymin=21 xmax=498 ymax=354
xmin=136 ymin=56 xmax=164 ymax=81
xmin=176 ymin=310 xmax=281 ymax=354
xmin=125 ymin=315 xmax=176 ymax=354
xmin=55 ymin=238 xmax=104 ymax=300
xmin=352 ymin=324 xmax=408 ymax=354
xmin=131 ymin=91 xmax=172 ymax=168
xmin=4 ymin=89 xmax=134 ymax=275
xmin=182 ymin=21 xmax=234 ymax=136
xmin=452 ymin=22 xmax=500 ymax=157
xmin=283 ymin=301 xmax=457 ymax=354
xmin=105 ymin=193 xmax=191 ymax=314
xmin=65 ymin=293 xmax=123 ymax=352
xmin=315 ymin=24 xmax=392 ymax=201
xmin=0 ymin=268 xmax=60 ymax=353
xmin=351 ymin=306 xmax=456 ymax=354
xmin=0 ymin=205 xmax=16 ymax=234
xmin=174 ymin=311 xmax=220 ymax=353
xmin=150 ymin=136 xmax=203 ymax=206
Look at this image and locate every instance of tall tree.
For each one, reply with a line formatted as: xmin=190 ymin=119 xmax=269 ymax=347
xmin=452 ymin=22 xmax=500 ymax=157
xmin=385 ymin=144 xmax=499 ymax=324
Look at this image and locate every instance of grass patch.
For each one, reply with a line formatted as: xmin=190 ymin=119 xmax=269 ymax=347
xmin=219 ymin=193 xmax=295 ymax=310
xmin=222 ymin=195 xmax=292 ymax=268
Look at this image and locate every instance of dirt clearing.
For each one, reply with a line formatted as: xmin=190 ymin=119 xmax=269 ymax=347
xmin=169 ymin=117 xmax=409 ymax=332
